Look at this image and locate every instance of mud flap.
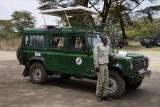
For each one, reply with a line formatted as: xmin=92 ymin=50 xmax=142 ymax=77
xmin=23 ymin=67 xmax=29 ymax=77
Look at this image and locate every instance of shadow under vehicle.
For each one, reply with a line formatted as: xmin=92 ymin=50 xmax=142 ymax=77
xmin=17 ymin=6 xmax=151 ymax=98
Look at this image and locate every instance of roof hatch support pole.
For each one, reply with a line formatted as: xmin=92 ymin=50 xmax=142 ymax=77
xmin=82 ymin=13 xmax=87 ymax=26
xmin=64 ymin=11 xmax=71 ymax=27
xmin=41 ymin=11 xmax=47 ymax=26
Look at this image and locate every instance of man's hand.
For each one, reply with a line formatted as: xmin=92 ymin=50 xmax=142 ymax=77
xmin=111 ymin=54 xmax=117 ymax=60
xmin=96 ymin=67 xmax=99 ymax=72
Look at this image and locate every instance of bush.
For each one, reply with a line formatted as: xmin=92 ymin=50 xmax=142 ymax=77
xmin=0 ymin=38 xmax=20 ymax=50
xmin=0 ymin=31 xmax=18 ymax=39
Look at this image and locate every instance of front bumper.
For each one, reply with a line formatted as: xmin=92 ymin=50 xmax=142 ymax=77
xmin=127 ymin=69 xmax=151 ymax=84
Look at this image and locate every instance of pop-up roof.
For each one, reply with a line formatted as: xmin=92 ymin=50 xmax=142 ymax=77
xmin=41 ymin=6 xmax=97 ymax=16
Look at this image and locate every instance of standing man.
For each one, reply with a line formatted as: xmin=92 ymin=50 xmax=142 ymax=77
xmin=93 ymin=35 xmax=110 ymax=101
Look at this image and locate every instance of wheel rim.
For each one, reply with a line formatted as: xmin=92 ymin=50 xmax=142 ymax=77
xmin=108 ymin=78 xmax=118 ymax=93
xmin=33 ymin=68 xmax=42 ymax=81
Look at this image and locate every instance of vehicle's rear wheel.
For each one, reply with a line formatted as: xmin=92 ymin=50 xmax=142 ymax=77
xmin=107 ymin=70 xmax=126 ymax=98
xmin=29 ymin=63 xmax=48 ymax=84
xmin=127 ymin=80 xmax=143 ymax=89
xmin=146 ymin=44 xmax=152 ymax=48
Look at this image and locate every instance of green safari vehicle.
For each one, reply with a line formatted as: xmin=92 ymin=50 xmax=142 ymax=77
xmin=17 ymin=6 xmax=151 ymax=98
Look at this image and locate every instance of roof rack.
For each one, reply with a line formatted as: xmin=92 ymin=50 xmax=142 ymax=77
xmin=41 ymin=6 xmax=97 ymax=16
xmin=41 ymin=6 xmax=97 ymax=28
xmin=40 ymin=6 xmax=121 ymax=38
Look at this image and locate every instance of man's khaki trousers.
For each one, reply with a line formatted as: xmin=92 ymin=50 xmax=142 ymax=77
xmin=96 ymin=64 xmax=109 ymax=97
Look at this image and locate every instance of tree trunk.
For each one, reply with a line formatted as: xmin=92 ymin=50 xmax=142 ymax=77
xmin=119 ymin=12 xmax=127 ymax=39
xmin=79 ymin=0 xmax=89 ymax=7
xmin=100 ymin=2 xmax=111 ymax=29
xmin=84 ymin=0 xmax=89 ymax=7
xmin=100 ymin=10 xmax=109 ymax=29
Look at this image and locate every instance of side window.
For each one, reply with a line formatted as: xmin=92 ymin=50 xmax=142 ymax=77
xmin=49 ymin=36 xmax=64 ymax=49
xmin=24 ymin=36 xmax=29 ymax=46
xmin=24 ymin=35 xmax=45 ymax=48
xmin=70 ymin=36 xmax=86 ymax=50
xmin=35 ymin=36 xmax=45 ymax=48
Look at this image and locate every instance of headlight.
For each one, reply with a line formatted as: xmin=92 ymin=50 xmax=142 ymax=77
xmin=129 ymin=61 xmax=133 ymax=70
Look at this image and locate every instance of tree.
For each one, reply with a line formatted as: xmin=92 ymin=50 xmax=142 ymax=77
xmin=0 ymin=20 xmax=14 ymax=32
xmin=0 ymin=20 xmax=18 ymax=39
xmin=11 ymin=11 xmax=36 ymax=33
xmin=126 ymin=18 xmax=160 ymax=37
xmin=38 ymin=0 xmax=160 ymax=38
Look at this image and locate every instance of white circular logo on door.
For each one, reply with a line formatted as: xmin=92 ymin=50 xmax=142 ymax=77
xmin=76 ymin=57 xmax=82 ymax=65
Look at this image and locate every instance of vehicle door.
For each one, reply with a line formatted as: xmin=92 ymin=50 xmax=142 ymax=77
xmin=64 ymin=35 xmax=93 ymax=76
xmin=46 ymin=34 xmax=65 ymax=71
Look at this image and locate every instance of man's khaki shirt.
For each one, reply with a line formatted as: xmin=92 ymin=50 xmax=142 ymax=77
xmin=93 ymin=43 xmax=109 ymax=67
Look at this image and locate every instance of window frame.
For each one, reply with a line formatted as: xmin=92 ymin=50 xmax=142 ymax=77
xmin=48 ymin=34 xmax=65 ymax=50
xmin=68 ymin=35 xmax=88 ymax=51
xmin=23 ymin=34 xmax=46 ymax=49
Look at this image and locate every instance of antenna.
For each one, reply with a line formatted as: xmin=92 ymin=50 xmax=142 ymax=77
xmin=42 ymin=13 xmax=47 ymax=26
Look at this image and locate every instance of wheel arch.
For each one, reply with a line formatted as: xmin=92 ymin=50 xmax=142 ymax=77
xmin=23 ymin=57 xmax=48 ymax=77
xmin=27 ymin=56 xmax=47 ymax=68
xmin=108 ymin=65 xmax=124 ymax=78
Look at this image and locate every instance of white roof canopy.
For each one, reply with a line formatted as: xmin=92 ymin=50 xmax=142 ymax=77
xmin=41 ymin=6 xmax=97 ymax=16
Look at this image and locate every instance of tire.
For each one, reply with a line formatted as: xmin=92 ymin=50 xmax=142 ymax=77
xmin=29 ymin=63 xmax=48 ymax=84
xmin=127 ymin=80 xmax=143 ymax=89
xmin=107 ymin=70 xmax=126 ymax=98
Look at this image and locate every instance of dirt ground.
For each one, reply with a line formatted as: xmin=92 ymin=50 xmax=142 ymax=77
xmin=0 ymin=46 xmax=160 ymax=107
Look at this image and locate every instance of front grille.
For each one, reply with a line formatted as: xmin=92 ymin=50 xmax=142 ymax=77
xmin=133 ymin=58 xmax=144 ymax=71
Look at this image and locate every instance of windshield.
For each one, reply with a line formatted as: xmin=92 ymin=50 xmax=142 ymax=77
xmin=86 ymin=33 xmax=116 ymax=54
xmin=87 ymin=33 xmax=102 ymax=46
xmin=87 ymin=33 xmax=113 ymax=47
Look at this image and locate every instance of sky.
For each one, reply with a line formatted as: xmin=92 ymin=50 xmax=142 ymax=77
xmin=0 ymin=0 xmax=160 ymax=27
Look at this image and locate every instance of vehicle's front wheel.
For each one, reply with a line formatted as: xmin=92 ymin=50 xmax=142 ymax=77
xmin=127 ymin=80 xmax=143 ymax=89
xmin=107 ymin=70 xmax=126 ymax=98
xmin=29 ymin=63 xmax=48 ymax=84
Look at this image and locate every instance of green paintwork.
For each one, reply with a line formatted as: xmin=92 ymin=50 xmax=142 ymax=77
xmin=126 ymin=53 xmax=144 ymax=58
xmin=19 ymin=27 xmax=149 ymax=84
